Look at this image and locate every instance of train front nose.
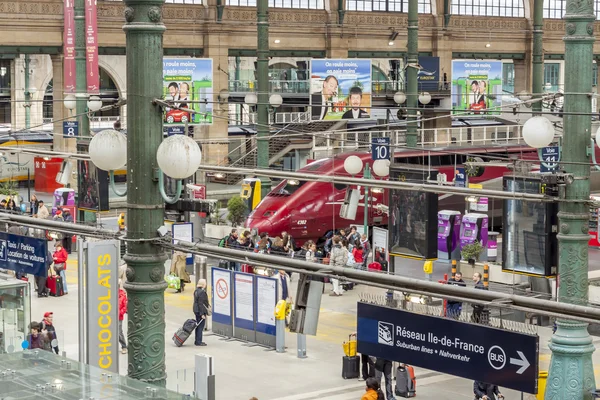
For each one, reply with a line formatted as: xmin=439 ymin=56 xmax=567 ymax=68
xmin=245 ymin=217 xmax=273 ymax=235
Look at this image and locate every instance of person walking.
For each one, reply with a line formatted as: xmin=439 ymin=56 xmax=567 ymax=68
xmin=29 ymin=194 xmax=39 ymax=216
xmin=36 ymin=200 xmax=49 ymax=220
xmin=118 ymin=280 xmax=128 ymax=354
xmin=360 ymin=234 xmax=371 ymax=269
xmin=373 ymin=357 xmax=394 ymax=400
xmin=193 ymin=279 xmax=210 ymax=346
xmin=41 ymin=312 xmax=59 ymax=354
xmin=446 ymin=272 xmax=466 ymax=319
xmin=330 ymin=235 xmax=348 ymax=296
xmin=52 ymin=243 xmax=68 ymax=294
xmin=170 ymin=251 xmax=191 ymax=292
xmin=471 ymin=272 xmax=488 ymax=324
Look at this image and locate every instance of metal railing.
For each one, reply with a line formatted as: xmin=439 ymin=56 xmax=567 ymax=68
xmin=312 ymin=124 xmax=526 ymax=152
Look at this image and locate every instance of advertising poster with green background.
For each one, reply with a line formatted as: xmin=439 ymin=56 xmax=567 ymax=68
xmin=451 ymin=60 xmax=502 ymax=115
xmin=163 ymin=58 xmax=213 ymax=125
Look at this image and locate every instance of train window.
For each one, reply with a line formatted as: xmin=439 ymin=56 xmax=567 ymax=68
xmin=333 ymin=183 xmax=347 ymax=191
xmin=263 ymin=211 xmax=276 ymax=217
xmin=278 ymin=180 xmax=306 ymax=195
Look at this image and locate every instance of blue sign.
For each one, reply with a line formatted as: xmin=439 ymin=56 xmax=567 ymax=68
xmin=357 ymin=302 xmax=539 ymax=394
xmin=371 ymin=137 xmax=391 ymax=160
xmin=405 ymin=56 xmax=440 ymax=92
xmin=63 ymin=121 xmax=79 ymax=137
xmin=167 ymin=126 xmax=186 ymax=136
xmin=211 ymin=268 xmax=233 ymax=337
xmin=455 ymin=167 xmax=466 ymax=187
xmin=540 ymin=146 xmax=560 ymax=173
xmin=0 ymin=232 xmax=48 ymax=277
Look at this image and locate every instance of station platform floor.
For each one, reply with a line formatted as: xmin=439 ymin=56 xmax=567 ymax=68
xmin=27 ymin=252 xmax=600 ymax=400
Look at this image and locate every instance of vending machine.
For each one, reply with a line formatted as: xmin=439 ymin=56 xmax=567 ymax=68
xmin=459 ymin=213 xmax=489 ymax=261
xmin=437 ymin=210 xmax=462 ymax=261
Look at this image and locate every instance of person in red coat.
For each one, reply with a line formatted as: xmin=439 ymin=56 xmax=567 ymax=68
xmin=52 ymin=243 xmax=68 ymax=294
xmin=118 ymin=280 xmax=128 ymax=354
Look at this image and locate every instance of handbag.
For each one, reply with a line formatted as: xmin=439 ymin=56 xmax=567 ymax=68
xmin=53 ymin=263 xmax=65 ymax=273
xmin=206 ymin=304 xmax=212 ymax=316
xmin=165 ymin=274 xmax=180 ymax=290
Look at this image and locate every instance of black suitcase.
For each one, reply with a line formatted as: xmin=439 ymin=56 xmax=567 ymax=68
xmin=173 ymin=327 xmax=191 ymax=347
xmin=183 ymin=318 xmax=198 ymax=334
xmin=395 ymin=365 xmax=416 ymax=397
xmin=218 ymin=260 xmax=230 ymax=270
xmin=342 ymin=356 xmax=360 ymax=379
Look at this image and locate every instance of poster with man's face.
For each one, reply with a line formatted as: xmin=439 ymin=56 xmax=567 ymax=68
xmin=310 ymin=59 xmax=372 ymax=120
xmin=451 ymin=60 xmax=503 ymax=115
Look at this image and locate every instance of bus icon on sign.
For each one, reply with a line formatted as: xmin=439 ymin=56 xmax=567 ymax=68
xmin=378 ymin=321 xmax=394 ymax=346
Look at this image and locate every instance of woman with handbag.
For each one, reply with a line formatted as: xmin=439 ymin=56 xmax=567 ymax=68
xmin=52 ymin=243 xmax=68 ymax=294
xmin=193 ymin=279 xmax=211 ymax=346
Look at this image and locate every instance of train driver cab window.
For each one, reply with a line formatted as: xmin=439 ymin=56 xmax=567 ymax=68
xmin=333 ymin=183 xmax=347 ymax=191
xmin=278 ymin=180 xmax=306 ymax=195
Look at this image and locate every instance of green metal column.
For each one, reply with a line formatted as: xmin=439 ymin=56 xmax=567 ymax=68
xmin=24 ymin=55 xmax=30 ymax=130
xmin=257 ymin=0 xmax=271 ymax=198
xmin=363 ymin=164 xmax=371 ymax=236
xmin=545 ymin=0 xmax=596 ymax=396
xmin=122 ymin=0 xmax=168 ymax=386
xmin=406 ymin=0 xmax=418 ymax=148
xmin=531 ymin=0 xmax=543 ymax=114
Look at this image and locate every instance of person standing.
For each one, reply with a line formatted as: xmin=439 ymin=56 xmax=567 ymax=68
xmin=330 ymin=235 xmax=348 ymax=296
xmin=373 ymin=357 xmax=394 ymax=400
xmin=27 ymin=321 xmax=50 ymax=351
xmin=275 ymin=269 xmax=291 ymax=303
xmin=52 ymin=243 xmax=68 ymax=294
xmin=352 ymin=244 xmax=365 ymax=269
xmin=118 ymin=280 xmax=128 ymax=354
xmin=170 ymin=251 xmax=191 ymax=293
xmin=193 ymin=279 xmax=210 ymax=346
xmin=360 ymin=234 xmax=371 ymax=269
xmin=36 ymin=200 xmax=49 ymax=219
xmin=29 ymin=194 xmax=39 ymax=216
xmin=41 ymin=312 xmax=59 ymax=354
xmin=473 ymin=381 xmax=504 ymax=399
xmin=62 ymin=209 xmax=74 ymax=254
xmin=471 ymin=272 xmax=488 ymax=323
xmin=446 ymin=272 xmax=466 ymax=319
xmin=347 ymin=226 xmax=360 ymax=250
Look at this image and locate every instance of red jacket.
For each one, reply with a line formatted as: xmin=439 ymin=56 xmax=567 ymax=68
xmin=53 ymin=248 xmax=68 ymax=266
xmin=118 ymin=289 xmax=128 ymax=320
xmin=352 ymin=248 xmax=364 ymax=264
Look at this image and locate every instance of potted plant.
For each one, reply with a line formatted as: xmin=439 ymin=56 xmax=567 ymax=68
xmin=461 ymin=241 xmax=484 ymax=267
xmin=227 ymin=195 xmax=248 ymax=227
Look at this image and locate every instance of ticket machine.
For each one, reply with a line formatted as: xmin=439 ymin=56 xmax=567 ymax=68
xmin=437 ymin=210 xmax=462 ymax=261
xmin=459 ymin=213 xmax=489 ymax=261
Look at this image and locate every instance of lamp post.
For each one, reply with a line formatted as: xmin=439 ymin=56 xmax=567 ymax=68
xmin=343 ymin=156 xmax=390 ymax=236
xmin=522 ymin=114 xmax=597 ymax=396
xmin=23 ymin=55 xmax=36 ymax=130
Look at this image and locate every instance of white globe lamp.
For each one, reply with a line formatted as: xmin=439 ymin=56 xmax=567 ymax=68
xmin=63 ymin=95 xmax=77 ymax=111
xmin=89 ymin=129 xmax=127 ymax=171
xmin=394 ymin=92 xmax=406 ymax=105
xmin=269 ymin=94 xmax=283 ymax=108
xmin=343 ymin=155 xmax=363 ymax=176
xmin=418 ymin=92 xmax=432 ymax=105
xmin=157 ymin=135 xmax=202 ymax=179
xmin=87 ymin=96 xmax=103 ymax=112
xmin=522 ymin=116 xmax=555 ymax=149
xmin=244 ymin=93 xmax=257 ymax=106
xmin=372 ymin=159 xmax=390 ymax=177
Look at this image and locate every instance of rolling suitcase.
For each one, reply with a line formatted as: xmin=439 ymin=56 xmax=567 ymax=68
xmin=173 ymin=319 xmax=198 ymax=347
xmin=47 ymin=275 xmax=64 ymax=297
xmin=395 ymin=364 xmax=417 ymax=397
xmin=342 ymin=355 xmax=360 ymax=379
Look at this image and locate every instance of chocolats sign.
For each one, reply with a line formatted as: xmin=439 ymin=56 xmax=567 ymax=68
xmin=357 ymin=302 xmax=539 ymax=394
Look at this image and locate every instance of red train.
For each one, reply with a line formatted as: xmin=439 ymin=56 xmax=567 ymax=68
xmin=244 ymin=144 xmax=542 ymax=245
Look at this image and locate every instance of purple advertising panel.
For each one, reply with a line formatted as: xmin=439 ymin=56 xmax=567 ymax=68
xmin=85 ymin=0 xmax=99 ymax=94
xmin=63 ymin=0 xmax=76 ymax=94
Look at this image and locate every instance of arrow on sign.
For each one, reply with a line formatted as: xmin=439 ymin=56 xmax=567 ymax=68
xmin=509 ymin=351 xmax=530 ymax=374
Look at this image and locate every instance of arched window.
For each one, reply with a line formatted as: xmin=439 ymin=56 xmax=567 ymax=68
xmin=43 ymin=80 xmax=53 ymax=120
xmin=226 ymin=0 xmax=324 ymax=8
xmin=346 ymin=0 xmax=431 ymax=12
xmin=451 ymin=0 xmax=524 ymax=17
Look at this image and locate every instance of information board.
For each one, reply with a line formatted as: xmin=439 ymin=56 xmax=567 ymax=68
xmin=0 ymin=232 xmax=48 ymax=277
xmin=211 ymin=268 xmax=233 ymax=337
xmin=357 ymin=302 xmax=539 ymax=394
xmin=233 ymin=272 xmax=256 ymax=342
xmin=255 ymin=275 xmax=277 ymax=347
xmin=172 ymin=222 xmax=193 ymax=265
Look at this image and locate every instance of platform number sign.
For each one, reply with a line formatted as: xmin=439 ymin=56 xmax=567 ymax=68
xmin=63 ymin=121 xmax=79 ymax=137
xmin=540 ymin=146 xmax=559 ymax=173
xmin=372 ymin=137 xmax=391 ymax=161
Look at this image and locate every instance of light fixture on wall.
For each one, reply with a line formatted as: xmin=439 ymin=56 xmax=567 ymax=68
xmin=0 ymin=67 xmax=6 ymax=77
xmin=485 ymin=32 xmax=491 ymax=48
xmin=388 ymin=29 xmax=398 ymax=46
xmin=274 ymin=39 xmax=281 ymax=44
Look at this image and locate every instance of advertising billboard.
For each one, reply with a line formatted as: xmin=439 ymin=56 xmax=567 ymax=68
xmin=412 ymin=56 xmax=440 ymax=92
xmin=77 ymin=160 xmax=109 ymax=212
xmin=451 ymin=60 xmax=502 ymax=115
xmin=63 ymin=0 xmax=75 ymax=94
xmin=310 ymin=59 xmax=372 ymax=120
xmin=163 ymin=58 xmax=213 ymax=125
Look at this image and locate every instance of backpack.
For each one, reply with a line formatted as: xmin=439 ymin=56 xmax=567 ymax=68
xmin=218 ymin=235 xmax=230 ymax=248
